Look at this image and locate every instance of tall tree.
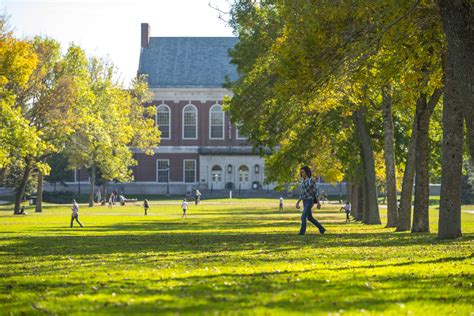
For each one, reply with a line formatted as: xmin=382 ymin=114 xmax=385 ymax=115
xmin=381 ymin=85 xmax=398 ymax=227
xmin=64 ymin=57 xmax=160 ymax=207
xmin=9 ymin=38 xmax=79 ymax=213
xmin=411 ymin=88 xmax=442 ymax=232
xmin=353 ymin=106 xmax=381 ymax=224
xmin=437 ymin=0 xmax=473 ymax=239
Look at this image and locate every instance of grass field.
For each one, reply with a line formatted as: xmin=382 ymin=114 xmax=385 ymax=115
xmin=0 ymin=198 xmax=473 ymax=315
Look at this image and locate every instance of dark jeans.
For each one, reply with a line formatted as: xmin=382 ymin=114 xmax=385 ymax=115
xmin=70 ymin=214 xmax=83 ymax=228
xmin=300 ymin=199 xmax=325 ymax=235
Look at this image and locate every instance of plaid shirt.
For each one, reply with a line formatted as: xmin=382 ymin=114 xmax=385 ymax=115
xmin=299 ymin=177 xmax=317 ymax=200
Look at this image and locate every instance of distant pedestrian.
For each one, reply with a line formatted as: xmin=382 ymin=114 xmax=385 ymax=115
xmin=279 ymin=196 xmax=284 ymax=211
xmin=296 ymin=166 xmax=325 ymax=235
xmin=344 ymin=201 xmax=351 ymax=223
xmin=143 ymin=199 xmax=149 ymax=216
xmin=195 ymin=190 xmax=202 ymax=205
xmin=95 ymin=189 xmax=102 ymax=204
xmin=70 ymin=199 xmax=83 ymax=228
xmin=112 ymin=190 xmax=117 ymax=205
xmin=181 ymin=198 xmax=188 ymax=218
xmin=108 ymin=194 xmax=113 ymax=208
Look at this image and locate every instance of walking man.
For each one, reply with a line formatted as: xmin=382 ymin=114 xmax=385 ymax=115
xmin=70 ymin=200 xmax=83 ymax=228
xmin=296 ymin=166 xmax=325 ymax=235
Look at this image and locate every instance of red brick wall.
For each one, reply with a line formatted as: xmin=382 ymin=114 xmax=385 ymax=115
xmin=150 ymin=100 xmax=250 ymax=147
xmin=132 ymin=153 xmax=200 ymax=182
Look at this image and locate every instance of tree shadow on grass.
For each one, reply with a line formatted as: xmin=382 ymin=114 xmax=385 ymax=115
xmin=2 ymin=269 xmax=470 ymax=315
xmin=2 ymin=221 xmax=472 ymax=258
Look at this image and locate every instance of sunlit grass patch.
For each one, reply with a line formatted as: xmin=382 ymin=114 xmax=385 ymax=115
xmin=0 ymin=199 xmax=473 ymax=315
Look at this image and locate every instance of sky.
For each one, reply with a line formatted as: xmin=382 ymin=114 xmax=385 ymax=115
xmin=1 ymin=0 xmax=234 ymax=83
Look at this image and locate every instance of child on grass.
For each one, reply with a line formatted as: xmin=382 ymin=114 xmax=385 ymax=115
xmin=181 ymin=198 xmax=188 ymax=218
xmin=279 ymin=196 xmax=284 ymax=211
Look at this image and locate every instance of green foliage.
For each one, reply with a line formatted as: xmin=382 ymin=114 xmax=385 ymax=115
xmin=225 ymin=1 xmax=445 ymax=189
xmin=2 ymin=159 xmax=37 ymax=194
xmin=0 ymin=199 xmax=472 ymax=314
xmin=64 ymin=57 xmax=160 ymax=183
xmin=44 ymin=153 xmax=75 ymax=185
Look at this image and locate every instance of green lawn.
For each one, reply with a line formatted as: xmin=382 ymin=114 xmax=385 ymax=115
xmin=0 ymin=199 xmax=473 ymax=315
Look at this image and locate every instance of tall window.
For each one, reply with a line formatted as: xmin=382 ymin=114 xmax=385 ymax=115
xmin=239 ymin=165 xmax=249 ymax=182
xmin=157 ymin=160 xmax=169 ymax=183
xmin=211 ymin=165 xmax=222 ymax=182
xmin=156 ymin=104 xmax=170 ymax=139
xmin=183 ymin=104 xmax=197 ymax=139
xmin=184 ymin=160 xmax=196 ymax=183
xmin=236 ymin=122 xmax=246 ymax=140
xmin=209 ymin=104 xmax=224 ymax=139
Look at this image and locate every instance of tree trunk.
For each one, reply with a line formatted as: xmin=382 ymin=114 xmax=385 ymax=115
xmin=35 ymin=171 xmax=43 ymax=213
xmin=411 ymin=88 xmax=443 ymax=233
xmin=352 ymin=179 xmax=364 ymax=222
xmin=412 ymin=96 xmax=431 ymax=233
xmin=14 ymin=159 xmax=32 ymax=214
xmin=396 ymin=116 xmax=416 ymax=232
xmin=0 ymin=168 xmax=6 ymax=187
xmin=351 ymin=181 xmax=359 ymax=220
xmin=355 ymin=180 xmax=364 ymax=221
xmin=353 ymin=107 xmax=381 ymax=224
xmin=437 ymin=0 xmax=471 ymax=239
xmin=346 ymin=181 xmax=352 ymax=202
xmin=88 ymin=165 xmax=96 ymax=207
xmin=381 ymin=85 xmax=398 ymax=228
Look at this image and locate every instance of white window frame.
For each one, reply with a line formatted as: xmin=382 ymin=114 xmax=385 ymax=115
xmin=156 ymin=104 xmax=171 ymax=140
xmin=156 ymin=159 xmax=170 ymax=183
xmin=209 ymin=104 xmax=225 ymax=140
xmin=239 ymin=165 xmax=250 ymax=182
xmin=236 ymin=122 xmax=247 ymax=140
xmin=182 ymin=104 xmax=198 ymax=140
xmin=211 ymin=165 xmax=223 ymax=182
xmin=183 ymin=159 xmax=197 ymax=183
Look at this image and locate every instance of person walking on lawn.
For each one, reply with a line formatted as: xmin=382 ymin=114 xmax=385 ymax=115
xmin=296 ymin=166 xmax=325 ymax=235
xmin=344 ymin=201 xmax=351 ymax=223
xmin=143 ymin=199 xmax=150 ymax=216
xmin=70 ymin=200 xmax=83 ymax=228
xmin=181 ymin=198 xmax=188 ymax=218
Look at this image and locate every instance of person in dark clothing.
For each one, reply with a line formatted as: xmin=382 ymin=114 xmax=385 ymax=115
xmin=143 ymin=199 xmax=149 ymax=216
xmin=296 ymin=166 xmax=325 ymax=235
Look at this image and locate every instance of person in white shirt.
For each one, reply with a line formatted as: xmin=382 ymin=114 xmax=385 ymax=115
xmin=181 ymin=199 xmax=188 ymax=218
xmin=70 ymin=200 xmax=83 ymax=228
xmin=279 ymin=196 xmax=284 ymax=211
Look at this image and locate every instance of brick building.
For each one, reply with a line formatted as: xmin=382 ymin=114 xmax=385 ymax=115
xmin=128 ymin=23 xmax=269 ymax=194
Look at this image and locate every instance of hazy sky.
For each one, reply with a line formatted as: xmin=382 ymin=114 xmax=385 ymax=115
xmin=1 ymin=0 xmax=234 ymax=83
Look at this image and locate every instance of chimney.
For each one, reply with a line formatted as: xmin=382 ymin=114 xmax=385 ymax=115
xmin=141 ymin=23 xmax=150 ymax=49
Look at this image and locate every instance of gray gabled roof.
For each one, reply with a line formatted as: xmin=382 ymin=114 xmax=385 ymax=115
xmin=138 ymin=37 xmax=238 ymax=88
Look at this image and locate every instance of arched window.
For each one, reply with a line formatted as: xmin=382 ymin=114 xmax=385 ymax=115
xmin=182 ymin=104 xmax=197 ymax=139
xmin=156 ymin=104 xmax=170 ymax=139
xmin=211 ymin=165 xmax=222 ymax=182
xmin=239 ymin=165 xmax=249 ymax=182
xmin=209 ymin=104 xmax=224 ymax=139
